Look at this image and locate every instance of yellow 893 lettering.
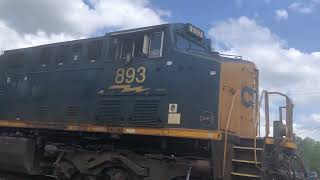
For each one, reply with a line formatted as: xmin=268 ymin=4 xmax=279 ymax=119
xmin=115 ymin=67 xmax=146 ymax=84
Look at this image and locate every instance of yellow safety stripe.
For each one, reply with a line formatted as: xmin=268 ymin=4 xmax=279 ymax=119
xmin=231 ymin=172 xmax=260 ymax=178
xmin=265 ymin=137 xmax=275 ymax=144
xmin=265 ymin=137 xmax=297 ymax=149
xmin=0 ymin=120 xmax=222 ymax=140
xmin=233 ymin=146 xmax=263 ymax=151
xmin=232 ymin=159 xmax=261 ymax=164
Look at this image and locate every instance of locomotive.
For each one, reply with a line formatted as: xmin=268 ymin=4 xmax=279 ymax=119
xmin=0 ymin=23 xmax=305 ymax=179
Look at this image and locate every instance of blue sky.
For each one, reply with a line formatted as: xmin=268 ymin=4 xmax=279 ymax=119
xmin=151 ymin=0 xmax=320 ymax=53
xmin=0 ymin=0 xmax=320 ymax=139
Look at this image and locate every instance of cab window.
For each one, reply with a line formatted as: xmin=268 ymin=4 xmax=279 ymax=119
xmin=88 ymin=40 xmax=103 ymax=61
xmin=107 ymin=31 xmax=164 ymax=61
xmin=133 ymin=37 xmax=144 ymax=58
xmin=120 ymin=39 xmax=134 ymax=60
xmin=107 ymin=39 xmax=120 ymax=61
xmin=149 ymin=32 xmax=163 ymax=58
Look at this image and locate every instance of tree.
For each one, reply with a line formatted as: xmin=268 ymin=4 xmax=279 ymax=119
xmin=296 ymin=136 xmax=320 ymax=174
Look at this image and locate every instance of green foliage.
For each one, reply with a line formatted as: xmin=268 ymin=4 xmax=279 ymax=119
xmin=296 ymin=136 xmax=320 ymax=174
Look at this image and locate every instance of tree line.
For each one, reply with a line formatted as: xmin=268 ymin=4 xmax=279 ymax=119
xmin=296 ymin=136 xmax=320 ymax=174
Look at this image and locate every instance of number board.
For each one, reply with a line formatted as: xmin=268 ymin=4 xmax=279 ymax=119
xmin=187 ymin=24 xmax=204 ymax=40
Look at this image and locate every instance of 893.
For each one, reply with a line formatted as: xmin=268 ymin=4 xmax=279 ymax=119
xmin=114 ymin=67 xmax=147 ymax=84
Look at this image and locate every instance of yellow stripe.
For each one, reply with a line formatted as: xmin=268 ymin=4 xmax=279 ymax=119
xmin=265 ymin=137 xmax=275 ymax=144
xmin=0 ymin=120 xmax=222 ymax=140
xmin=282 ymin=141 xmax=297 ymax=149
xmin=233 ymin=146 xmax=263 ymax=151
xmin=232 ymin=159 xmax=261 ymax=164
xmin=123 ymin=127 xmax=222 ymax=140
xmin=265 ymin=137 xmax=297 ymax=149
xmin=231 ymin=172 xmax=260 ymax=178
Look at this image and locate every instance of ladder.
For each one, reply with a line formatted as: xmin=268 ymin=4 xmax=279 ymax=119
xmin=231 ymin=138 xmax=263 ymax=179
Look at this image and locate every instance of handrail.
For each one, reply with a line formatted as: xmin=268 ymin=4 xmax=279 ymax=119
xmin=264 ymin=91 xmax=294 ymax=140
xmin=279 ymin=106 xmax=286 ymax=123
xmin=264 ymin=92 xmax=270 ymax=137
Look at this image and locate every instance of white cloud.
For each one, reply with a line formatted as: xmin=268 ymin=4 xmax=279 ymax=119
xmin=275 ymin=9 xmax=289 ymax=21
xmin=289 ymin=2 xmax=314 ymax=14
xmin=0 ymin=0 xmax=168 ymax=51
xmin=0 ymin=21 xmax=76 ymax=52
xmin=312 ymin=52 xmax=320 ymax=59
xmin=208 ymin=16 xmax=320 ymax=139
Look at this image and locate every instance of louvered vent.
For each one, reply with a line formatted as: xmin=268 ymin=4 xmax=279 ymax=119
xmin=0 ymin=87 xmax=5 ymax=96
xmin=131 ymin=100 xmax=160 ymax=126
xmin=39 ymin=106 xmax=49 ymax=112
xmin=95 ymin=99 xmax=122 ymax=123
xmin=65 ymin=106 xmax=80 ymax=117
xmin=37 ymin=106 xmax=49 ymax=120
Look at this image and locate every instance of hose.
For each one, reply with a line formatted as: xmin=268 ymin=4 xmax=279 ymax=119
xmin=222 ymin=90 xmax=238 ymax=177
xmin=186 ymin=166 xmax=192 ymax=180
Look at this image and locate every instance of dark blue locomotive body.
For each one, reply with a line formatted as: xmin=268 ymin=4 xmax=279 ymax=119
xmin=0 ymin=23 xmax=221 ymax=131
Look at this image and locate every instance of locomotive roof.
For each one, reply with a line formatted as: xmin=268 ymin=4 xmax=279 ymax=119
xmin=2 ymin=23 xmax=182 ymax=53
xmin=1 ymin=23 xmax=253 ymax=64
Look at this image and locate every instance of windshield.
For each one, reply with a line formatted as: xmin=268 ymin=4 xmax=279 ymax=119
xmin=107 ymin=31 xmax=164 ymax=61
xmin=176 ymin=34 xmax=207 ymax=53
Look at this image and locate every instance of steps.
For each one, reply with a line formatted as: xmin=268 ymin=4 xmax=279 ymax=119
xmin=231 ymin=138 xmax=264 ymax=179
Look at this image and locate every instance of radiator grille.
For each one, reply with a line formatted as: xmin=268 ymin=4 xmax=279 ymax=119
xmin=64 ymin=106 xmax=80 ymax=117
xmin=95 ymin=99 xmax=122 ymax=123
xmin=37 ymin=106 xmax=49 ymax=120
xmin=130 ymin=100 xmax=160 ymax=126
xmin=39 ymin=106 xmax=49 ymax=112
xmin=0 ymin=87 xmax=5 ymax=96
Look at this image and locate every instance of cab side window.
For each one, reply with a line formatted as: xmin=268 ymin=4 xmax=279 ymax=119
xmin=149 ymin=32 xmax=163 ymax=58
xmin=107 ymin=39 xmax=120 ymax=61
xmin=107 ymin=31 xmax=164 ymax=61
xmin=88 ymin=40 xmax=103 ymax=62
xmin=133 ymin=37 xmax=144 ymax=58
xmin=120 ymin=39 xmax=134 ymax=60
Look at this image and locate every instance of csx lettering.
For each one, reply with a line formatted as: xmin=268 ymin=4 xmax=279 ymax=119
xmin=115 ymin=67 xmax=146 ymax=84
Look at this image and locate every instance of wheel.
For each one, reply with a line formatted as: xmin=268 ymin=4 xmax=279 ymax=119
xmin=96 ymin=168 xmax=141 ymax=180
xmin=71 ymin=174 xmax=96 ymax=180
xmin=265 ymin=150 xmax=306 ymax=180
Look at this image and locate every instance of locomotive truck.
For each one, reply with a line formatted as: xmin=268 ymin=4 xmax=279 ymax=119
xmin=0 ymin=23 xmax=305 ymax=179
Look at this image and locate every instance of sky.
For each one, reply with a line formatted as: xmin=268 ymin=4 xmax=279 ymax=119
xmin=0 ymin=0 xmax=320 ymax=139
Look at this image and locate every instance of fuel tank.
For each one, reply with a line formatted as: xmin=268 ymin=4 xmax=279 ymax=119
xmin=0 ymin=136 xmax=38 ymax=174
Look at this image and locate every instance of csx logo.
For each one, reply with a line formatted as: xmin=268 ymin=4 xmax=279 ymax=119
xmin=240 ymin=86 xmax=255 ymax=108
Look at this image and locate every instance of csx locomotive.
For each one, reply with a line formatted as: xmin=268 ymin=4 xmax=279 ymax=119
xmin=0 ymin=23 xmax=305 ymax=179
